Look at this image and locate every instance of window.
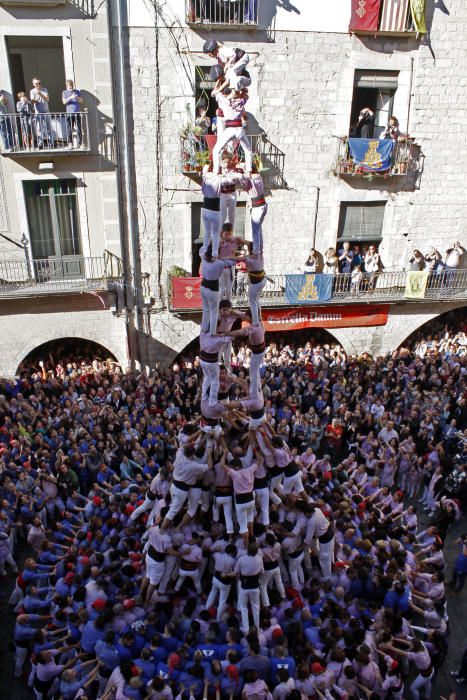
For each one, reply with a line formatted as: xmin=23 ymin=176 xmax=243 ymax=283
xmin=191 ymin=202 xmax=246 ymax=275
xmin=186 ymin=0 xmax=258 ymax=26
xmin=337 ymin=202 xmax=385 ymax=243
xmin=195 ymin=66 xmax=217 ymax=134
xmin=6 ymin=36 xmax=66 ymax=112
xmin=24 ymin=179 xmax=83 ymax=277
xmin=350 ymin=70 xmax=399 ymax=139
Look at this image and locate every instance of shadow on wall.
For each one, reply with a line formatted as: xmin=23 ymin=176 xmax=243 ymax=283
xmin=0 ymin=1 xmax=95 ymax=20
xmin=80 ymin=89 xmax=115 ymax=162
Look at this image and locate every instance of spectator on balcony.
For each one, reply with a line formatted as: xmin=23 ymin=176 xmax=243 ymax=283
xmin=338 ymin=241 xmax=354 ymax=274
xmin=323 ymin=247 xmax=338 ymax=275
xmin=195 ymin=105 xmax=210 ymax=136
xmin=381 ymin=116 xmax=401 ymax=141
xmin=425 ymin=248 xmax=444 ymax=272
xmin=0 ymin=90 xmax=14 ymax=151
xmin=30 ymin=77 xmax=52 ymax=148
xmin=445 ymin=242 xmax=465 ymax=271
xmin=304 ymin=249 xmax=319 ymax=274
xmin=16 ymin=92 xmax=34 ymax=150
xmin=351 ymin=243 xmax=363 ymax=269
xmin=351 ymin=264 xmax=363 ymax=294
xmin=364 ymin=244 xmax=380 ymax=289
xmin=354 ymin=107 xmax=375 ymax=139
xmin=408 ymin=249 xmax=426 ymax=271
xmin=62 ymin=80 xmax=84 ymax=147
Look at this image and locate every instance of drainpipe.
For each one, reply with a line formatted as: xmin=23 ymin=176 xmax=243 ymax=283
xmin=406 ymin=57 xmax=414 ymax=134
xmin=110 ymin=0 xmax=142 ymax=347
xmin=311 ymin=186 xmax=320 ymax=249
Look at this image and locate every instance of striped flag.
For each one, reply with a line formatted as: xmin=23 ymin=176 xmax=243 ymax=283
xmin=380 ymin=0 xmax=409 ymax=31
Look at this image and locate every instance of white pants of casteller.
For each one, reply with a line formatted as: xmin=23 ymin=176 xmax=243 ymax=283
xmin=214 ymin=495 xmax=235 ymax=534
xmin=158 ymin=554 xmax=178 ymax=594
xmin=175 ymin=567 xmax=202 ymax=593
xmin=282 ymin=471 xmax=305 ymax=496
xmin=220 ymin=193 xmax=236 ymax=226
xmin=269 ymin=473 xmax=283 ymax=505
xmin=200 ymin=285 xmax=220 ymax=335
xmin=201 ymin=359 xmax=220 ymax=406
xmin=130 ymin=495 xmax=154 ymax=521
xmin=213 ymin=127 xmax=252 ymax=174
xmin=251 ymin=203 xmax=268 ymax=253
xmin=260 ymin=566 xmax=285 ymax=606
xmin=410 ymin=671 xmax=433 ymax=700
xmin=206 ymin=576 xmax=232 ymax=620
xmin=255 ymin=487 xmax=270 ymax=526
xmin=238 ymin=586 xmax=260 ymax=632
xmin=200 ymin=208 xmax=221 ymax=257
xmin=188 ymin=486 xmax=202 ymax=518
xmin=317 ymin=536 xmax=335 ymax=580
xmin=219 ymin=267 xmax=234 ymax=301
xmin=15 ymin=646 xmax=28 ymax=677
xmin=145 ymin=557 xmax=165 ymax=586
xmin=249 ymin=350 xmax=265 ymax=399
xmin=235 ymin=497 xmax=255 ymax=534
xmin=165 ymin=483 xmax=189 ymax=521
xmin=218 ymin=340 xmax=232 ymax=371
xmin=288 ymin=552 xmax=305 ymax=588
xmin=248 ymin=278 xmax=267 ymax=325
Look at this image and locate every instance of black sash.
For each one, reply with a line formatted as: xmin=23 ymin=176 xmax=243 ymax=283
xmin=241 ymin=574 xmax=259 ymax=589
xmin=173 ymin=479 xmax=190 ymax=492
xmin=148 ymin=545 xmax=165 ymax=562
xmin=203 ymin=197 xmax=220 ymax=211
xmin=318 ymin=523 xmax=335 ymax=544
xmin=201 ymin=279 xmax=219 ymax=292
xmin=235 ymin=492 xmax=254 ymax=504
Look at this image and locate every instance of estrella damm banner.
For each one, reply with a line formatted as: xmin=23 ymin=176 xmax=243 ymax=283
xmin=405 ymin=270 xmax=429 ymax=299
xmin=348 ymin=138 xmax=394 ymax=172
xmin=285 ymin=274 xmax=333 ymax=305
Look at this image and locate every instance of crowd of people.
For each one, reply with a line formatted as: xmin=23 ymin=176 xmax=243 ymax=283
xmin=0 ymin=310 xmax=464 ymax=700
xmin=0 ymin=77 xmax=84 ymax=151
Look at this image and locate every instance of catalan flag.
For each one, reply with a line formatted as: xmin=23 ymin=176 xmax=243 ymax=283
xmin=380 ymin=0 xmax=410 ymax=31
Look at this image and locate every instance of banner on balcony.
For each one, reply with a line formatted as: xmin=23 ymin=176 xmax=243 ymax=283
xmin=380 ymin=0 xmax=410 ymax=32
xmin=285 ymin=274 xmax=333 ymax=305
xmin=409 ymin=0 xmax=427 ymax=34
xmin=349 ymin=0 xmax=381 ymax=31
xmin=405 ymin=270 xmax=429 ymax=299
xmin=171 ymin=277 xmax=202 ymax=309
xmin=348 ymin=138 xmax=394 ymax=172
xmin=263 ymin=305 xmax=390 ymax=332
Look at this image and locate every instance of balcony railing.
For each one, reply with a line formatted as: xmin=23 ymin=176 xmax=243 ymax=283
xmin=0 ymin=252 xmax=123 ymax=297
xmin=185 ymin=0 xmax=259 ymax=27
xmin=181 ymin=132 xmax=286 ymax=188
xmin=169 ymin=269 xmax=467 ymax=311
xmin=333 ymin=137 xmax=421 ymax=179
xmin=0 ymin=112 xmax=90 ymax=155
xmin=0 ymin=0 xmax=66 ymax=5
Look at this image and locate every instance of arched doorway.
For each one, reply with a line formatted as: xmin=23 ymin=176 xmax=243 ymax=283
xmin=398 ymin=306 xmax=466 ymax=351
xmin=16 ymin=337 xmax=118 ymax=377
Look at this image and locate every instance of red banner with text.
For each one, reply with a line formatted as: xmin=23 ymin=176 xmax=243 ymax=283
xmin=262 ymin=305 xmax=389 ymax=332
xmin=349 ymin=0 xmax=381 ymax=31
xmin=171 ymin=277 xmax=202 ymax=309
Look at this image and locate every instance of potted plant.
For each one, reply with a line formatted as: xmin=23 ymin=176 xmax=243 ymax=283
xmin=194 ymin=149 xmax=211 ymax=172
xmin=168 ymin=265 xmax=190 ymax=279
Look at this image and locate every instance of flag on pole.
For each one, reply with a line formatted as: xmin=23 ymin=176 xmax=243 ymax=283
xmin=380 ymin=0 xmax=409 ymax=31
xmin=405 ymin=271 xmax=429 ymax=299
xmin=409 ymin=0 xmax=427 ymax=34
xmin=349 ymin=0 xmax=381 ymax=31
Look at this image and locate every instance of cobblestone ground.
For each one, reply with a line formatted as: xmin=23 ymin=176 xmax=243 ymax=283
xmin=0 ymin=509 xmax=466 ymax=700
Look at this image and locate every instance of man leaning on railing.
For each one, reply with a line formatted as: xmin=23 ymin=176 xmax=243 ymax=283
xmin=62 ymin=80 xmax=85 ymax=148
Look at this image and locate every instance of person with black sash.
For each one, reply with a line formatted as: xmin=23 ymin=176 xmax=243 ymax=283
xmin=235 ymin=540 xmax=264 ymax=633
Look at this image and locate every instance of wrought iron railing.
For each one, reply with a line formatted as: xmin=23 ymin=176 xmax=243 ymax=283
xmin=0 ymin=111 xmax=90 ymax=154
xmin=185 ymin=0 xmax=259 ymax=26
xmin=169 ymin=269 xmax=467 ymax=311
xmin=0 ymin=253 xmax=123 ymax=296
xmin=333 ymin=137 xmax=421 ymax=178
xmin=180 ymin=132 xmax=286 ymax=187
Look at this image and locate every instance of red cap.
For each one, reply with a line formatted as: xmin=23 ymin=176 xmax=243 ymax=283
xmin=271 ymin=627 xmax=283 ymax=639
xmin=64 ymin=573 xmax=74 ymax=583
xmin=292 ymin=597 xmax=304 ymax=610
xmin=227 ymin=664 xmax=239 ymax=680
xmin=93 ymin=496 xmax=102 ymax=507
xmin=311 ymin=662 xmax=326 ymax=674
xmin=168 ymin=653 xmax=180 ymax=670
xmin=123 ymin=598 xmax=135 ymax=610
xmin=391 ymin=660 xmax=399 ymax=671
xmin=335 ymin=561 xmax=347 ymax=569
xmin=80 ymin=556 xmax=90 ymax=566
xmin=208 ymin=606 xmax=217 ymax=619
xmin=92 ymin=599 xmax=106 ymax=611
xmin=125 ymin=505 xmax=135 ymax=515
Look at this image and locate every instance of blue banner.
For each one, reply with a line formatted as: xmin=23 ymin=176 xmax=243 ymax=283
xmin=348 ymin=138 xmax=394 ymax=172
xmin=285 ymin=274 xmax=333 ymax=305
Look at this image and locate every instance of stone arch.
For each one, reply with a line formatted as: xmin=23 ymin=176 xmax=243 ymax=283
xmin=396 ymin=303 xmax=466 ymax=350
xmin=13 ymin=334 xmax=125 ymax=378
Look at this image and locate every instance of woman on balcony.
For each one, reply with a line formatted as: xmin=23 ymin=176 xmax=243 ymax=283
xmin=408 ymin=249 xmax=426 ymax=271
xmin=381 ymin=116 xmax=401 ymax=141
xmin=323 ymin=247 xmax=338 ymax=275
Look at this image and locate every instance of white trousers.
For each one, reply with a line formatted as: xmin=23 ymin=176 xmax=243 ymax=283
xmin=238 ymin=586 xmax=260 ymax=632
xmin=410 ymin=671 xmax=433 ymax=700
xmin=251 ymin=203 xmax=268 ymax=253
xmin=218 ymin=340 xmax=232 ymax=371
xmin=255 ymin=487 xmax=270 ymax=526
xmin=219 ymin=267 xmax=234 ymax=300
xmin=220 ymin=193 xmax=236 ymax=226
xmin=248 ymin=278 xmax=267 ymax=325
xmin=206 ymin=576 xmax=232 ymax=620
xmin=282 ymin=471 xmax=305 ymax=495
xmin=200 ymin=285 xmax=220 ymax=335
xmin=288 ymin=551 xmax=305 ymax=588
xmin=249 ymin=350 xmax=265 ymax=399
xmin=188 ymin=486 xmax=202 ymax=518
xmin=260 ymin=566 xmax=285 ymax=606
xmin=235 ymin=497 xmax=255 ymax=534
xmin=214 ymin=495 xmax=234 ymax=534
xmin=269 ymin=473 xmax=283 ymax=505
xmin=165 ymin=483 xmax=189 ymax=521
xmin=200 ymin=208 xmax=221 ymax=257
xmin=213 ymin=127 xmax=252 ymax=174
xmin=175 ymin=567 xmax=202 ymax=594
xmin=158 ymin=554 xmax=178 ymax=594
xmin=145 ymin=557 xmax=165 ymax=586
xmin=201 ymin=359 xmax=220 ymax=406
xmin=317 ymin=537 xmax=335 ymax=580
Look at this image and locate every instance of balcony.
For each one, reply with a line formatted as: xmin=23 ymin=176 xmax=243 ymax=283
xmin=180 ymin=132 xmax=286 ymax=188
xmin=0 ymin=252 xmax=123 ymax=298
xmin=332 ymin=137 xmax=422 ymax=180
xmin=169 ymin=269 xmax=467 ymax=312
xmin=0 ymin=0 xmax=66 ymax=4
xmin=349 ymin=0 xmax=416 ymax=37
xmin=185 ymin=0 xmax=259 ymax=28
xmin=0 ymin=112 xmax=90 ymax=156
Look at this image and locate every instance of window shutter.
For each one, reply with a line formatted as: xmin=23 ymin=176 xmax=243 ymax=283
xmin=338 ymin=202 xmax=386 ymax=241
xmin=354 ymin=70 xmax=399 ymax=89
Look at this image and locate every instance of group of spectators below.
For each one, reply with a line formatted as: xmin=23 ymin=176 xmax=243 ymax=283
xmin=0 ymin=77 xmax=84 ymax=150
xmin=0 ymin=313 xmax=466 ymax=700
